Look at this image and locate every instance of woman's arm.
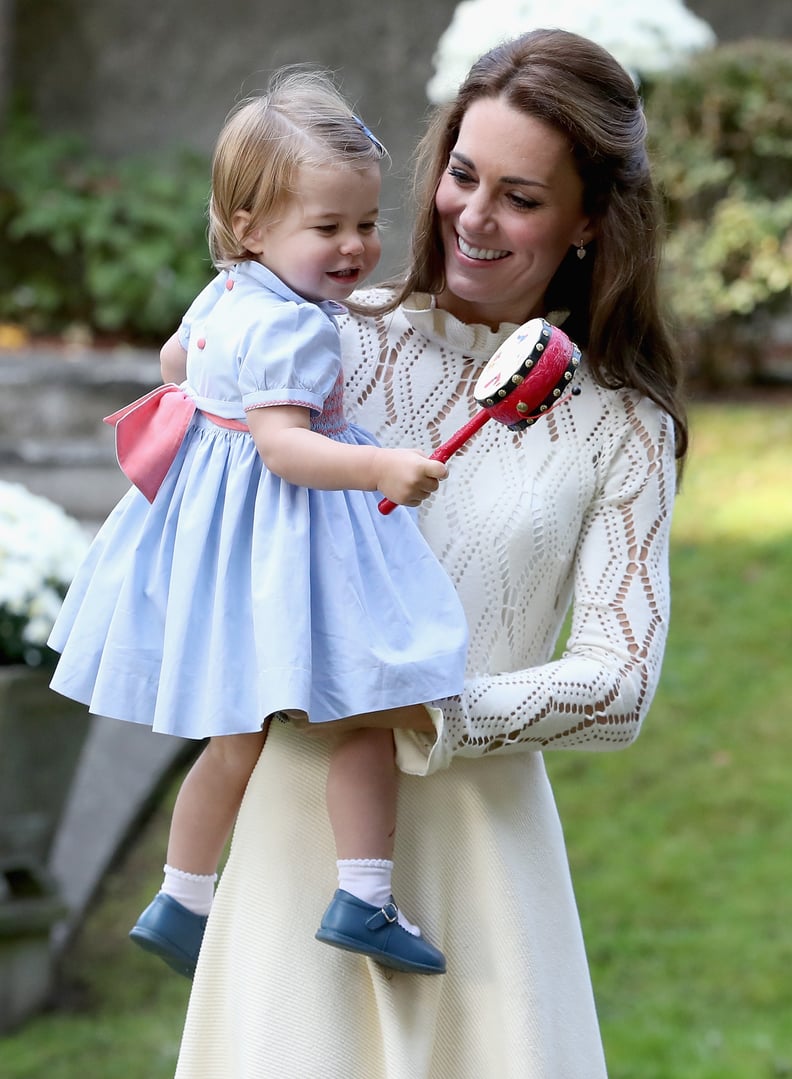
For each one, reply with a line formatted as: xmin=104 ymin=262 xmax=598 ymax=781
xmin=395 ymin=403 xmax=678 ymax=774
xmin=245 ymin=404 xmax=448 ymax=506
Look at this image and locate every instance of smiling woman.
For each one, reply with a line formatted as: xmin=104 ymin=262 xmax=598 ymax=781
xmin=176 ymin=28 xmax=688 ymax=1079
xmin=433 ymin=101 xmax=594 ymax=327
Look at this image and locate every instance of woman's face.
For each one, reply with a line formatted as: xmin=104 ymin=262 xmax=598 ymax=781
xmin=434 ymin=96 xmax=593 ymax=329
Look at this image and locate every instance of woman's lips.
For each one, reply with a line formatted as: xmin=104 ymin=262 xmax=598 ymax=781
xmin=456 ymin=234 xmax=510 ymax=261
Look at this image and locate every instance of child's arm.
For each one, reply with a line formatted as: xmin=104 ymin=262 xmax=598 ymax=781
xmin=246 ymin=404 xmax=447 ymax=507
xmin=161 ymin=332 xmax=188 ymax=384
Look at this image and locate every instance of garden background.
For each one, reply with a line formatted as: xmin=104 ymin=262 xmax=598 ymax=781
xmin=1 ymin=2 xmax=791 ymax=1076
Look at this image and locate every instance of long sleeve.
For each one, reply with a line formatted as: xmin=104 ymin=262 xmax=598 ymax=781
xmin=396 ymin=396 xmax=677 ymax=775
xmin=337 ymin=294 xmax=678 ymax=777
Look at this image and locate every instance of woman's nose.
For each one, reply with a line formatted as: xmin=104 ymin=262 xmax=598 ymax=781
xmin=458 ymin=192 xmax=494 ymax=232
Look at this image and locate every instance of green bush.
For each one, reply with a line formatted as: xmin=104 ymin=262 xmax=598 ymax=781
xmin=645 ymin=40 xmax=792 ymax=386
xmin=3 ymin=41 xmax=792 ymax=380
xmin=0 ymin=109 xmax=214 ymax=344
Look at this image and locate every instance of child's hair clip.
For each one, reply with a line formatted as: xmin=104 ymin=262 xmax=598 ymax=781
xmin=352 ymin=115 xmax=387 ymax=158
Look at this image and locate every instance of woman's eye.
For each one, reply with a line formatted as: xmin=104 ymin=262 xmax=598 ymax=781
xmin=448 ymin=166 xmax=474 ymax=185
xmin=508 ymin=193 xmax=540 ymax=210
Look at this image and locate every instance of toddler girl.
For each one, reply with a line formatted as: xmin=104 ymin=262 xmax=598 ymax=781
xmin=48 ymin=67 xmax=467 ymax=979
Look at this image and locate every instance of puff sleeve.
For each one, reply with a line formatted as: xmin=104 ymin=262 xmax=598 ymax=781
xmin=239 ymin=300 xmax=342 ymax=415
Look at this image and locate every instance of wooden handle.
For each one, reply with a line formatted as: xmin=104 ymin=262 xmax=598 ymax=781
xmin=377 ymin=410 xmax=491 ymax=515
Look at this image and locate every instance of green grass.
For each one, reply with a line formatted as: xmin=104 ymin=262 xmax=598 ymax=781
xmin=0 ymin=780 xmax=191 ymax=1078
xmin=547 ymin=401 xmax=792 ymax=1078
xmin=1 ymin=401 xmax=791 ymax=1077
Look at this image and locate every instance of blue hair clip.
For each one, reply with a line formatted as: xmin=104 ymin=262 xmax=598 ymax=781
xmin=352 ymin=115 xmax=387 ymax=157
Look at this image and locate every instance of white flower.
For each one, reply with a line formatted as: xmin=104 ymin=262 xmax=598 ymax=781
xmin=426 ymin=0 xmax=717 ymax=102
xmin=0 ymin=481 xmax=90 ymax=666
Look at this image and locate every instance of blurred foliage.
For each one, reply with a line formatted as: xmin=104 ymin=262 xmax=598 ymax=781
xmin=2 ymin=40 xmax=792 ymax=387
xmin=0 ymin=107 xmax=214 ymax=345
xmin=645 ymin=39 xmax=792 ymax=386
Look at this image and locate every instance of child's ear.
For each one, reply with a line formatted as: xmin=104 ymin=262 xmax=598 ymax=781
xmin=232 ymin=210 xmax=265 ymax=255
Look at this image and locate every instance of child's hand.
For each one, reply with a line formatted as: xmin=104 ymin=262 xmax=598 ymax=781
xmin=374 ymin=448 xmax=448 ymax=507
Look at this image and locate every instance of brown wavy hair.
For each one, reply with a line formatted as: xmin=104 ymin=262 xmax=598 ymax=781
xmin=382 ymin=29 xmax=687 ymax=461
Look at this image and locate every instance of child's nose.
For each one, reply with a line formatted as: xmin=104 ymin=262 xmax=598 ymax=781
xmin=339 ymin=232 xmax=365 ymax=255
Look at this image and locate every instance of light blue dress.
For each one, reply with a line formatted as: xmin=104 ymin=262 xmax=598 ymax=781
xmin=49 ymin=262 xmax=468 ymax=738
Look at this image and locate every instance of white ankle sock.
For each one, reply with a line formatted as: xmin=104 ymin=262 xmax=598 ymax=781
xmin=336 ymin=859 xmax=420 ymax=936
xmin=160 ymin=864 xmax=216 ymax=916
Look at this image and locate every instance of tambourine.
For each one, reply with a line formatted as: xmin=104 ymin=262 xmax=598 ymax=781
xmin=378 ymin=318 xmax=581 ymax=515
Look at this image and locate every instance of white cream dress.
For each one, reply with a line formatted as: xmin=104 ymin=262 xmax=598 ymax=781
xmin=174 ymin=290 xmax=677 ymax=1079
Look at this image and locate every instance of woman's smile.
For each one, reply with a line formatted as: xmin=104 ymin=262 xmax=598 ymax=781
xmin=455 ymin=234 xmax=510 ymax=262
xmin=435 ymin=96 xmax=592 ymax=328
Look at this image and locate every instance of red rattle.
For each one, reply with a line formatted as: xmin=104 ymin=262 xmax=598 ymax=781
xmin=378 ymin=318 xmax=582 ymax=515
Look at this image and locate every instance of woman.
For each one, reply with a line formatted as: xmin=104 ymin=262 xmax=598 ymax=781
xmin=174 ymin=29 xmax=686 ymax=1078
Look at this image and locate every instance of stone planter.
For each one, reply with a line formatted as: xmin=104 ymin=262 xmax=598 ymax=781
xmin=0 ymin=664 xmax=91 ymax=1032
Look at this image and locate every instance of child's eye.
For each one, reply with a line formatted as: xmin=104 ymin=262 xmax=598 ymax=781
xmin=359 ymin=222 xmax=378 ymax=233
xmin=315 ymin=224 xmax=338 ymax=235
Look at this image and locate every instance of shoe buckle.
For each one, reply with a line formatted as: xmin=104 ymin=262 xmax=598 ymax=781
xmin=366 ymin=901 xmax=399 ymax=931
xmin=380 ymin=902 xmax=398 ymax=924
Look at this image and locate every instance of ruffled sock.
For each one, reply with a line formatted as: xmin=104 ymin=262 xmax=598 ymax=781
xmin=160 ymin=863 xmax=217 ymax=916
xmin=336 ymin=858 xmax=420 ymax=936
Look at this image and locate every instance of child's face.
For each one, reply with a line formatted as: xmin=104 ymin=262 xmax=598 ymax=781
xmin=253 ymin=164 xmax=382 ymax=303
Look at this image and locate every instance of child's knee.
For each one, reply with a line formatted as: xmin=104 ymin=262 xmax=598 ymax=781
xmin=347 ymin=725 xmax=395 ymax=761
xmin=205 ymin=731 xmax=266 ymax=774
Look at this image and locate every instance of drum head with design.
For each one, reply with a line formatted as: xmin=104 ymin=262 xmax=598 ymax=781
xmin=473 ymin=318 xmax=581 ymax=430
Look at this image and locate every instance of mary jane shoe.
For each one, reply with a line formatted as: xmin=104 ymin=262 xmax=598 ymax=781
xmin=315 ymin=889 xmax=446 ymax=975
xmin=129 ymin=892 xmax=207 ymax=979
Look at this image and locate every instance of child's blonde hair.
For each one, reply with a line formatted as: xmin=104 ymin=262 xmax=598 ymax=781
xmin=208 ymin=67 xmax=387 ymax=268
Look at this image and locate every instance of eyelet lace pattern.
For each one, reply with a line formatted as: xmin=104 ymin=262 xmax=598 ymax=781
xmin=340 ymin=289 xmax=675 ymax=770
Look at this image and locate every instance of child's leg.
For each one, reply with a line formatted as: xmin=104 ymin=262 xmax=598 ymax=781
xmin=162 ymin=729 xmax=268 ymax=910
xmin=326 ymin=725 xmax=419 ymax=936
xmin=130 ymin=728 xmax=266 ymax=978
xmin=317 ymin=716 xmax=446 ymax=974
xmin=326 ymin=726 xmax=398 ymax=861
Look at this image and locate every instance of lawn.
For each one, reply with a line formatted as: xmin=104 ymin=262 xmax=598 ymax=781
xmin=547 ymin=400 xmax=792 ymax=1078
xmin=1 ymin=400 xmax=791 ymax=1078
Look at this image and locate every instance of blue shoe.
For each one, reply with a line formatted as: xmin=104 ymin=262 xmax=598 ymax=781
xmin=129 ymin=892 xmax=207 ymax=979
xmin=315 ymin=889 xmax=446 ymax=975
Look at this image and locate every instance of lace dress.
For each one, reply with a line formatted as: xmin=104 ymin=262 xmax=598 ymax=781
xmin=175 ymin=289 xmax=677 ymax=1079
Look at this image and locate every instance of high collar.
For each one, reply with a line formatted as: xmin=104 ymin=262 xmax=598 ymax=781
xmin=400 ymin=293 xmax=569 ymax=366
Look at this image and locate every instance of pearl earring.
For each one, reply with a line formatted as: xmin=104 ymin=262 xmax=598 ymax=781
xmin=576 ymin=241 xmax=587 ymax=260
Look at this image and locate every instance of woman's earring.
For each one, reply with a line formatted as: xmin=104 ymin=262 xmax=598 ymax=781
xmin=576 ymin=241 xmax=587 ymax=260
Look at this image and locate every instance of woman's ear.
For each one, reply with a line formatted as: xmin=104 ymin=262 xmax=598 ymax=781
xmin=579 ymin=217 xmax=596 ymax=247
xmin=232 ymin=210 xmax=266 ymax=255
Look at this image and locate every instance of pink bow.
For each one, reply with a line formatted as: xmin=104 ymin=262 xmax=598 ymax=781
xmin=104 ymin=384 xmax=197 ymax=502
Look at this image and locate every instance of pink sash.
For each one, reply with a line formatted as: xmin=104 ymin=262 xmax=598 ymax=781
xmin=104 ymin=383 xmax=247 ymax=503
